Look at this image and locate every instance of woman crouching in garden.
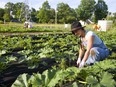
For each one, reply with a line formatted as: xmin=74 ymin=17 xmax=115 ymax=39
xmin=71 ymin=21 xmax=109 ymax=68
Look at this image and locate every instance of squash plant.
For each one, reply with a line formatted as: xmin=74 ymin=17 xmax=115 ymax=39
xmin=0 ymin=29 xmax=116 ymax=86
xmin=12 ymin=59 xmax=116 ymax=87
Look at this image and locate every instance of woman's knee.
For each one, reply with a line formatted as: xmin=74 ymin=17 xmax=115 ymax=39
xmin=90 ymin=48 xmax=99 ymax=57
xmin=90 ymin=47 xmax=108 ymax=60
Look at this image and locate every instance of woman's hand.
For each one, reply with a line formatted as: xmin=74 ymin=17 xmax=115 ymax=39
xmin=79 ymin=60 xmax=85 ymax=68
xmin=77 ymin=58 xmax=81 ymax=67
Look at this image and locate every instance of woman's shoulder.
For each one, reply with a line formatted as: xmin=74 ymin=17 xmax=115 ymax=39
xmin=86 ymin=30 xmax=95 ymax=36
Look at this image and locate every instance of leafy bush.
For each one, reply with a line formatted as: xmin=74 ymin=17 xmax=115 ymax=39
xmin=0 ymin=20 xmax=3 ymax=24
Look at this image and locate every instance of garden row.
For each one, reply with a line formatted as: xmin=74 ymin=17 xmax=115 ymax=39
xmin=0 ymin=30 xmax=116 ymax=87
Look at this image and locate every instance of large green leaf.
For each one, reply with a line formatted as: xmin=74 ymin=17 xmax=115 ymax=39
xmin=47 ymin=70 xmax=64 ymax=87
xmin=86 ymin=75 xmax=98 ymax=85
xmin=0 ymin=50 xmax=6 ymax=56
xmin=69 ymin=82 xmax=78 ymax=87
xmin=11 ymin=73 xmax=31 ymax=87
xmin=100 ymin=72 xmax=116 ymax=87
xmin=87 ymin=59 xmax=116 ymax=74
xmin=86 ymin=75 xmax=101 ymax=87
xmin=94 ymin=59 xmax=116 ymax=70
xmin=29 ymin=73 xmax=43 ymax=87
xmin=64 ymin=67 xmax=81 ymax=81
xmin=29 ymin=69 xmax=63 ymax=87
xmin=86 ymin=72 xmax=116 ymax=87
xmin=42 ymin=69 xmax=58 ymax=86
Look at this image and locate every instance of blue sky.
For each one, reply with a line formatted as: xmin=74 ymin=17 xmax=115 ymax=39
xmin=0 ymin=0 xmax=116 ymax=13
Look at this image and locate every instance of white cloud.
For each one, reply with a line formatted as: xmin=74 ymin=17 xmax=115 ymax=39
xmin=0 ymin=0 xmax=115 ymax=12
xmin=30 ymin=0 xmax=81 ymax=10
xmin=31 ymin=0 xmax=116 ymax=12
xmin=0 ymin=1 xmax=6 ymax=8
xmin=47 ymin=0 xmax=81 ymax=9
xmin=104 ymin=0 xmax=116 ymax=12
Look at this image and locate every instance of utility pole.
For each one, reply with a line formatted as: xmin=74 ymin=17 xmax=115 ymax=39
xmin=19 ymin=0 xmax=31 ymax=22
xmin=24 ymin=0 xmax=29 ymax=21
xmin=55 ymin=9 xmax=58 ymax=24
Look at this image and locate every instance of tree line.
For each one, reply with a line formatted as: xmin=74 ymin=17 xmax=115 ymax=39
xmin=0 ymin=0 xmax=114 ymax=24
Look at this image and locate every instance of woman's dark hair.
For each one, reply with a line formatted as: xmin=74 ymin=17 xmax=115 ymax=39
xmin=71 ymin=21 xmax=84 ymax=48
xmin=71 ymin=21 xmax=84 ymax=35
xmin=71 ymin=21 xmax=82 ymax=29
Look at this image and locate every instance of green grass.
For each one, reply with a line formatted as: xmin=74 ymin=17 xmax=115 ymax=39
xmin=0 ymin=22 xmax=71 ymax=33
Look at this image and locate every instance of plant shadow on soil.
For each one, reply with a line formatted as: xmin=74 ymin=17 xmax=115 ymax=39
xmin=0 ymin=57 xmax=77 ymax=87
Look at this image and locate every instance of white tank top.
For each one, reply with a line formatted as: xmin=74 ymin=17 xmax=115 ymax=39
xmin=81 ymin=31 xmax=102 ymax=47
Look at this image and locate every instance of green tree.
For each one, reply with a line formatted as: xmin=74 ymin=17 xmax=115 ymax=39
xmin=0 ymin=8 xmax=5 ymax=21
xmin=49 ymin=8 xmax=55 ymax=23
xmin=67 ymin=8 xmax=77 ymax=23
xmin=37 ymin=1 xmax=52 ymax=23
xmin=57 ymin=3 xmax=77 ymax=23
xmin=106 ymin=12 xmax=114 ymax=20
xmin=113 ymin=13 xmax=116 ymax=19
xmin=42 ymin=0 xmax=50 ymax=10
xmin=30 ymin=8 xmax=38 ymax=22
xmin=3 ymin=13 xmax=10 ymax=22
xmin=110 ymin=12 xmax=116 ymax=26
xmin=21 ymin=3 xmax=30 ymax=22
xmin=4 ymin=2 xmax=15 ymax=21
xmin=76 ymin=0 xmax=96 ymax=21
xmin=37 ymin=9 xmax=50 ymax=23
xmin=14 ymin=2 xmax=24 ymax=21
xmin=94 ymin=0 xmax=108 ymax=22
xmin=5 ymin=2 xmax=14 ymax=11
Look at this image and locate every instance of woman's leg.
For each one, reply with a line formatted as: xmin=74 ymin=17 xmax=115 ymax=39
xmin=86 ymin=47 xmax=109 ymax=65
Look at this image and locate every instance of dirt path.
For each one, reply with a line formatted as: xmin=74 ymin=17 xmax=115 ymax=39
xmin=0 ymin=32 xmax=69 ymax=36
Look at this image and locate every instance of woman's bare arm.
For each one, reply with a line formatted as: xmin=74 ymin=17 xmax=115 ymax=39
xmin=78 ymin=44 xmax=85 ymax=59
xmin=82 ymin=36 xmax=94 ymax=62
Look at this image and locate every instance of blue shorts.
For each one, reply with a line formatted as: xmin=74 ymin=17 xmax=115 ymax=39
xmin=86 ymin=47 xmax=109 ymax=65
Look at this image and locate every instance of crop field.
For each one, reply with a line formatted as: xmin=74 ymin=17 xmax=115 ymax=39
xmin=0 ymin=23 xmax=116 ymax=87
xmin=0 ymin=23 xmax=70 ymax=33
